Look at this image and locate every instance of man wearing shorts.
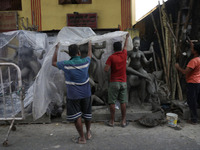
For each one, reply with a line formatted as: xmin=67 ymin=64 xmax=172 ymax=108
xmin=104 ymin=33 xmax=129 ymax=127
xmin=52 ymin=42 xmax=92 ymax=144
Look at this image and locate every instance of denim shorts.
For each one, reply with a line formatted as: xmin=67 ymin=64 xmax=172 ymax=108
xmin=108 ymin=82 xmax=128 ymax=104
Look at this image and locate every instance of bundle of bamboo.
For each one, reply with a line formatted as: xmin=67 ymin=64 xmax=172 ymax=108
xmin=150 ymin=0 xmax=194 ymax=101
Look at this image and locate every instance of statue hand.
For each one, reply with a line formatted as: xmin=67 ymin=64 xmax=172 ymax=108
xmin=175 ymin=63 xmax=180 ymax=69
xmin=142 ymin=73 xmax=152 ymax=81
xmin=149 ymin=57 xmax=153 ymax=62
xmin=146 ymin=76 xmax=152 ymax=81
xmin=92 ymin=82 xmax=100 ymax=92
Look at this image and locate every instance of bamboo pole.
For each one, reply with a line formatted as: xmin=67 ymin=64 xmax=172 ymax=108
xmin=183 ymin=0 xmax=194 ymax=30
xmin=168 ymin=16 xmax=176 ymax=100
xmin=167 ymin=22 xmax=177 ymax=43
xmin=158 ymin=1 xmax=166 ymax=51
xmin=150 ymin=13 xmax=169 ymax=86
xmin=174 ymin=10 xmax=184 ymax=100
xmin=171 ymin=39 xmax=177 ymax=99
xmin=180 ymin=0 xmax=194 ymax=41
xmin=167 ymin=29 xmax=171 ymax=84
xmin=175 ymin=11 xmax=181 ymax=41
xmin=166 ymin=14 xmax=183 ymax=100
xmin=168 ymin=18 xmax=177 ymax=100
xmin=175 ymin=11 xmax=181 ymax=60
xmin=176 ymin=73 xmax=183 ymax=100
xmin=161 ymin=1 xmax=169 ymax=79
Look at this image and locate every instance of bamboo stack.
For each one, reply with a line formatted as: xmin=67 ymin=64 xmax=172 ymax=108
xmin=151 ymin=0 xmax=186 ymax=100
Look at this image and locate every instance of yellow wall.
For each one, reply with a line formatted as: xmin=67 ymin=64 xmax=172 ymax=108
xmin=17 ymin=1 xmax=32 ymax=30
xmin=17 ymin=0 xmax=135 ymax=31
xmin=41 ymin=0 xmax=122 ymax=30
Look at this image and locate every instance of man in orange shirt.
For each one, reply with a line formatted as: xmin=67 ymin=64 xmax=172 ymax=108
xmin=175 ymin=41 xmax=200 ymax=124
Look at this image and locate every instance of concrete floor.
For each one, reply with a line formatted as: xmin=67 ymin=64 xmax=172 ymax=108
xmin=0 ymin=120 xmax=200 ymax=150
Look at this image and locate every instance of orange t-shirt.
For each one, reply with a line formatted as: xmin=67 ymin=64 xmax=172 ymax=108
xmin=186 ymin=57 xmax=200 ymax=83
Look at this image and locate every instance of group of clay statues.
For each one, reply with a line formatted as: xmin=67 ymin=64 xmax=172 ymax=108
xmin=80 ymin=36 xmax=160 ymax=107
xmin=0 ymin=34 xmax=160 ymax=108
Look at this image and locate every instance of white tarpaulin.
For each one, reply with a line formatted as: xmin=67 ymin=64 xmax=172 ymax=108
xmin=0 ymin=30 xmax=48 ymax=117
xmin=31 ymin=27 xmax=133 ymax=120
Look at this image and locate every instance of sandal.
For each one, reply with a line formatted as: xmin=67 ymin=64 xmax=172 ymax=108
xmin=121 ymin=121 xmax=129 ymax=128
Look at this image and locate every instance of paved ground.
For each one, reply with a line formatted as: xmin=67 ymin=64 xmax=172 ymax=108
xmin=0 ymin=120 xmax=200 ymax=150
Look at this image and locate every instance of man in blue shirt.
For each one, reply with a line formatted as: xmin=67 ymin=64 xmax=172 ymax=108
xmin=52 ymin=41 xmax=92 ymax=144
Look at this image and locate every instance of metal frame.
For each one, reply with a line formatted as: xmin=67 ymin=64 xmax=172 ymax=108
xmin=0 ymin=63 xmax=25 ymax=146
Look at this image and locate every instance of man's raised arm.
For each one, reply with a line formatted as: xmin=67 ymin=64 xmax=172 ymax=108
xmin=123 ymin=33 xmax=129 ymax=50
xmin=52 ymin=43 xmax=59 ymax=67
xmin=88 ymin=40 xmax=92 ymax=58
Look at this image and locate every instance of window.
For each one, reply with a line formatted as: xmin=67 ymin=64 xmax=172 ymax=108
xmin=59 ymin=0 xmax=92 ymax=5
xmin=0 ymin=0 xmax=22 ymax=11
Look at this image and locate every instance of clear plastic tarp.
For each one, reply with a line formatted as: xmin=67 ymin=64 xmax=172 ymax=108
xmin=0 ymin=30 xmax=48 ymax=118
xmin=32 ymin=27 xmax=133 ymax=120
xmin=0 ymin=27 xmax=133 ymax=120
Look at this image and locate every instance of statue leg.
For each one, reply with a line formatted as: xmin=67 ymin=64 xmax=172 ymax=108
xmin=29 ymin=60 xmax=41 ymax=76
xmin=21 ymin=67 xmax=30 ymax=78
xmin=138 ymin=78 xmax=146 ymax=105
xmin=127 ymin=75 xmax=140 ymax=104
xmin=22 ymin=60 xmax=41 ymax=86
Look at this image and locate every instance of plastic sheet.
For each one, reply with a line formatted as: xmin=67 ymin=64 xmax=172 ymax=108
xmin=32 ymin=27 xmax=133 ymax=120
xmin=0 ymin=30 xmax=48 ymax=117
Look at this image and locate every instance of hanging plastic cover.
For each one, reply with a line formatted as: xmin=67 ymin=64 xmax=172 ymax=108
xmin=0 ymin=30 xmax=48 ymax=117
xmin=31 ymin=27 xmax=133 ymax=120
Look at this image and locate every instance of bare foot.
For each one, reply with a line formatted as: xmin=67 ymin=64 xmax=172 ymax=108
xmin=72 ymin=137 xmax=86 ymax=144
xmin=86 ymin=130 xmax=92 ymax=140
xmin=105 ymin=120 xmax=114 ymax=127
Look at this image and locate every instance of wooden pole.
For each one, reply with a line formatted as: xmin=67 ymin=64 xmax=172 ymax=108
xmin=161 ymin=1 xmax=169 ymax=79
xmin=168 ymin=15 xmax=176 ymax=100
xmin=175 ymin=11 xmax=181 ymax=59
xmin=176 ymin=73 xmax=183 ymax=100
xmin=166 ymin=14 xmax=183 ymax=100
xmin=171 ymin=39 xmax=177 ymax=99
xmin=180 ymin=0 xmax=194 ymax=41
xmin=175 ymin=11 xmax=181 ymax=41
xmin=167 ymin=22 xmax=177 ymax=43
xmin=158 ymin=1 xmax=166 ymax=50
xmin=150 ymin=13 xmax=169 ymax=86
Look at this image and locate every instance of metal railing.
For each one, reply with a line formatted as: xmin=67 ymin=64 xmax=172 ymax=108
xmin=0 ymin=62 xmax=25 ymax=146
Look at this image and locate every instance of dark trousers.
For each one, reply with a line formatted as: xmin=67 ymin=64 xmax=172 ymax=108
xmin=186 ymin=83 xmax=200 ymax=123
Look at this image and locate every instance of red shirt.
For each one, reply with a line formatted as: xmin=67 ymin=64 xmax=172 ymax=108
xmin=106 ymin=49 xmax=127 ymax=82
xmin=186 ymin=57 xmax=200 ymax=83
